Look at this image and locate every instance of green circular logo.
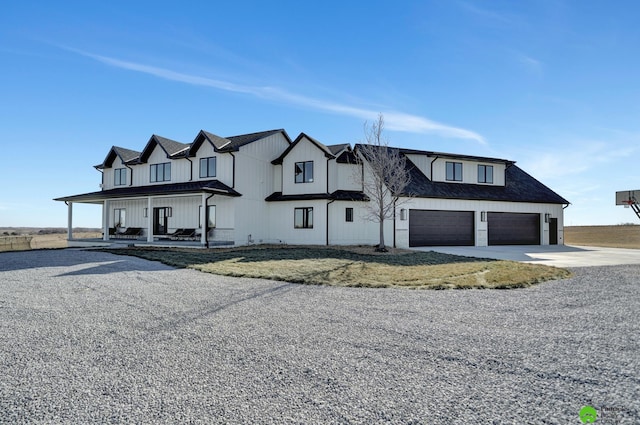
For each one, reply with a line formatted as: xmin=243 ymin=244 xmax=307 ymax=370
xmin=579 ymin=405 xmax=597 ymax=423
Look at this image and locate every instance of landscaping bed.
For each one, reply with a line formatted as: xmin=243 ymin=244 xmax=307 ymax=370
xmin=101 ymin=245 xmax=571 ymax=289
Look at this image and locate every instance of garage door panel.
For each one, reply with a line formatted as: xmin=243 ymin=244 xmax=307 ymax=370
xmin=409 ymin=210 xmax=474 ymax=247
xmin=488 ymin=212 xmax=540 ymax=245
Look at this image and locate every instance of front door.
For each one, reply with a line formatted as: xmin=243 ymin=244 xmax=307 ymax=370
xmin=549 ymin=218 xmax=558 ymax=245
xmin=154 ymin=207 xmax=168 ymax=235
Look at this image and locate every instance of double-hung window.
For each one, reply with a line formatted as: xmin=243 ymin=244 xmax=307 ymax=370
xmin=199 ymin=157 xmax=216 ymax=178
xmin=478 ymin=164 xmax=493 ymax=184
xmin=114 ymin=168 xmax=127 ymax=186
xmin=295 ymin=161 xmax=314 ymax=183
xmin=150 ymin=162 xmax=171 ymax=182
xmin=294 ymin=207 xmax=313 ymax=228
xmin=446 ymin=161 xmax=463 ymax=181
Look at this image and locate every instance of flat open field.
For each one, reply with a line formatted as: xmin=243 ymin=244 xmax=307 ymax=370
xmin=0 ymin=230 xmax=101 ymax=251
xmin=564 ymin=225 xmax=640 ymax=249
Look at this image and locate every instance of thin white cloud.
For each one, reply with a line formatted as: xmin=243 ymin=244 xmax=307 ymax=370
xmin=457 ymin=1 xmax=519 ymax=26
xmin=65 ymin=47 xmax=485 ymax=144
xmin=516 ymin=53 xmax=543 ymax=74
xmin=519 ymin=141 xmax=637 ymax=181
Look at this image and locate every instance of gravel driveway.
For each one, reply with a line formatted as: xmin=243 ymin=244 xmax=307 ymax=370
xmin=0 ymin=249 xmax=638 ymax=424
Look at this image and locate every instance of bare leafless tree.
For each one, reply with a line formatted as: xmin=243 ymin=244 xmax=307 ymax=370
xmin=355 ymin=114 xmax=411 ymax=251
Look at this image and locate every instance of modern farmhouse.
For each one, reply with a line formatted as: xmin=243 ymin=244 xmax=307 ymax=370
xmin=55 ymin=128 xmax=569 ymax=248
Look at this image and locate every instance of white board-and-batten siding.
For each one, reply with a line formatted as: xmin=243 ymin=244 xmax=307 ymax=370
xmin=281 ymin=138 xmax=328 ymax=195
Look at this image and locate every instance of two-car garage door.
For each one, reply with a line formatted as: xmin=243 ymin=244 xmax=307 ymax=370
xmin=409 ymin=210 xmax=541 ymax=247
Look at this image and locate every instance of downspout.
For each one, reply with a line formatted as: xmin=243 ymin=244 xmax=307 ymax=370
xmin=326 ymin=157 xmax=331 ymax=194
xmin=125 ymin=163 xmax=134 ymax=186
xmin=229 ymin=152 xmax=236 ymax=188
xmin=204 ymin=193 xmax=214 ymax=248
xmin=326 ymin=199 xmax=335 ymax=246
xmin=429 ymin=156 xmax=439 ymax=180
xmin=185 ymin=157 xmax=193 ymax=181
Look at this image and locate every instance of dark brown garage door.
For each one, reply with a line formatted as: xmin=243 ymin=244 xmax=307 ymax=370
xmin=409 ymin=210 xmax=474 ymax=247
xmin=488 ymin=212 xmax=540 ymax=245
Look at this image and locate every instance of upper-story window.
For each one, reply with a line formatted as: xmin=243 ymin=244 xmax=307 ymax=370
xmin=478 ymin=164 xmax=493 ymax=184
xmin=446 ymin=161 xmax=462 ymax=181
xmin=295 ymin=161 xmax=314 ymax=183
xmin=150 ymin=162 xmax=171 ymax=182
xmin=114 ymin=168 xmax=127 ymax=186
xmin=200 ymin=157 xmax=217 ymax=178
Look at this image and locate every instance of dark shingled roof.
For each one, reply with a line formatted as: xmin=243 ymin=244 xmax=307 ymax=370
xmin=223 ymin=129 xmax=290 ymax=152
xmin=336 ymin=150 xmax=358 ymax=164
xmin=95 ymin=146 xmax=142 ymax=169
xmin=272 ymin=133 xmax=335 ymax=164
xmin=327 ymin=143 xmax=350 ymax=155
xmin=140 ymin=135 xmax=190 ymax=162
xmin=54 ymin=180 xmax=241 ymax=203
xmin=188 ymin=129 xmax=290 ymax=156
xmin=353 ymin=144 xmax=567 ymax=204
xmin=403 ymin=158 xmax=569 ymax=204
xmin=265 ymin=190 xmax=368 ymax=202
xmin=355 ymin=144 xmax=515 ymax=165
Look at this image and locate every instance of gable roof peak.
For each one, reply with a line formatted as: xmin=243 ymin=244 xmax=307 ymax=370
xmin=96 ymin=145 xmax=142 ymax=169
xmin=140 ymin=134 xmax=190 ymax=162
xmin=271 ymin=132 xmax=336 ymax=164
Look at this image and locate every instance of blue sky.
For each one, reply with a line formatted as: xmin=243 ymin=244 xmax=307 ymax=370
xmin=1 ymin=0 xmax=639 ymax=227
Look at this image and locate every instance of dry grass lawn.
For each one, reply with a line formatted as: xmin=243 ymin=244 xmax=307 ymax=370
xmin=565 ymin=225 xmax=640 ymax=249
xmin=102 ymin=245 xmax=571 ymax=289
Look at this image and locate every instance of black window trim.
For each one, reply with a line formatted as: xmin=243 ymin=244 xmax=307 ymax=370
xmin=150 ymin=162 xmax=171 ymax=183
xmin=446 ymin=161 xmax=463 ymax=182
xmin=294 ymin=161 xmax=314 ymax=184
xmin=345 ymin=207 xmax=354 ymax=222
xmin=199 ymin=157 xmax=217 ymax=178
xmin=114 ymin=168 xmax=127 ymax=186
xmin=294 ymin=207 xmax=313 ymax=229
xmin=478 ymin=164 xmax=494 ymax=184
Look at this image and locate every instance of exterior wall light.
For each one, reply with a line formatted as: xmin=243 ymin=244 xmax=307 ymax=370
xmin=544 ymin=213 xmax=551 ymax=223
xmin=400 ymin=209 xmax=407 ymax=221
xmin=480 ymin=211 xmax=487 ymax=222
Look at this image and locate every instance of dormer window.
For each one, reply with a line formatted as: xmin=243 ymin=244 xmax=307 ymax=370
xmin=446 ymin=161 xmax=462 ymax=181
xmin=114 ymin=168 xmax=127 ymax=186
xmin=150 ymin=162 xmax=171 ymax=182
xmin=200 ymin=157 xmax=217 ymax=178
xmin=295 ymin=161 xmax=314 ymax=183
xmin=478 ymin=164 xmax=493 ymax=184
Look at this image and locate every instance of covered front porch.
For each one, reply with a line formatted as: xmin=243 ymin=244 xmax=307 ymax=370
xmin=55 ymin=180 xmax=241 ymax=248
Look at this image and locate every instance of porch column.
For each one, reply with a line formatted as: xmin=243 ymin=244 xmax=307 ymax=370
xmin=147 ymin=197 xmax=154 ymax=242
xmin=102 ymin=200 xmax=110 ymax=241
xmin=200 ymin=193 xmax=207 ymax=246
xmin=67 ymin=202 xmax=73 ymax=240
